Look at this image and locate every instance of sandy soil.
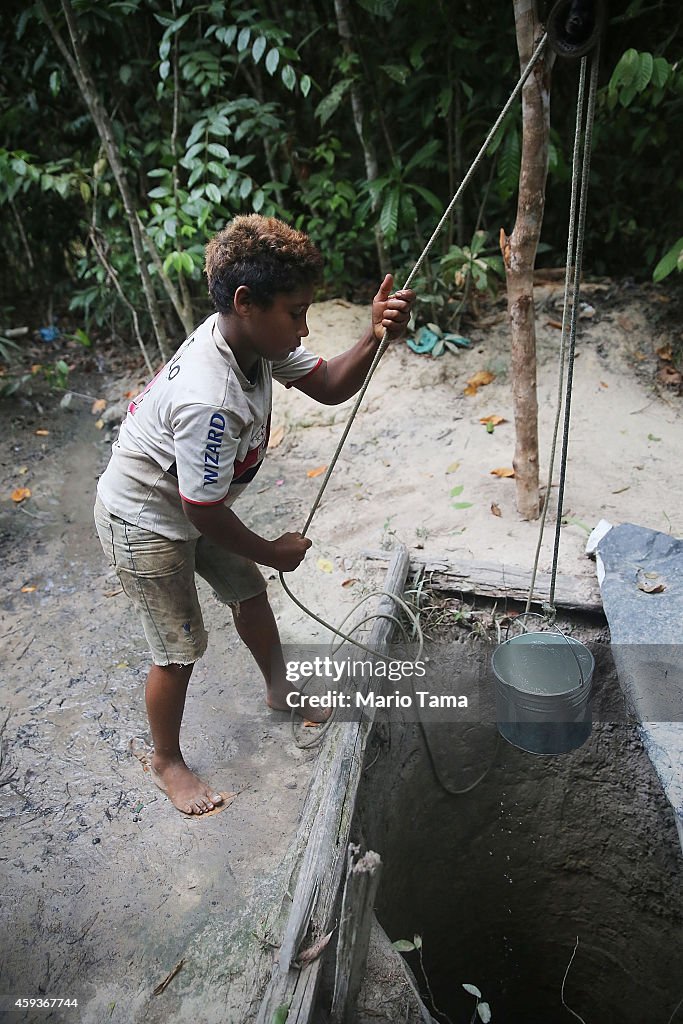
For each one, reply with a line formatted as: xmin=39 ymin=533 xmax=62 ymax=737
xmin=260 ymin=283 xmax=682 ymax=630
xmin=0 ymin=282 xmax=680 ymax=1022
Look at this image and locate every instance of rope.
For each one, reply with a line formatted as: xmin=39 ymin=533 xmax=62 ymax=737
xmin=526 ymin=55 xmax=587 ymax=615
xmin=278 ymin=30 xmax=599 ymax=790
xmin=548 ymin=46 xmax=600 ymax=608
xmin=526 ymin=44 xmax=600 ymax=614
xmin=283 ymin=31 xmax=551 ymax=652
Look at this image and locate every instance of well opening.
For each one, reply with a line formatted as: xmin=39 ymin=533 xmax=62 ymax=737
xmin=356 ymin=628 xmax=683 ymax=1023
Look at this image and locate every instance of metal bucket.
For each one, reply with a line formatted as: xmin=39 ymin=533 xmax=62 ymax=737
xmin=492 ymin=632 xmax=594 ymax=755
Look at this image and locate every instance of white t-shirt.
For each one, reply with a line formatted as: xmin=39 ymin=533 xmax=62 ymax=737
xmin=96 ymin=313 xmax=322 ymax=541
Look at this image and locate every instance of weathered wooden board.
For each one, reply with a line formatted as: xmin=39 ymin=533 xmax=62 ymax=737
xmin=255 ymin=545 xmax=411 ymax=1024
xmin=330 ymin=846 xmax=382 ymax=1024
xmin=363 ymin=551 xmax=603 ymax=614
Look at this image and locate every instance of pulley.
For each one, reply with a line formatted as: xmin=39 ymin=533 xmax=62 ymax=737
xmin=547 ymin=0 xmax=606 ymax=59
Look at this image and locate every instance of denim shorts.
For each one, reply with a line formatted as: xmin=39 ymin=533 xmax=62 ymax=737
xmin=94 ymin=495 xmax=266 ymax=666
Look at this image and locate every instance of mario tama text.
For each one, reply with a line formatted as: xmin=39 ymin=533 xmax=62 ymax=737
xmin=281 ymin=646 xmax=480 ymax=722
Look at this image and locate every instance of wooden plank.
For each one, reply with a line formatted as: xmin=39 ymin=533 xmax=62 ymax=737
xmin=255 ymin=544 xmax=411 ymax=1024
xmin=362 ymin=551 xmax=603 ymax=614
xmin=330 ymin=845 xmax=382 ymax=1024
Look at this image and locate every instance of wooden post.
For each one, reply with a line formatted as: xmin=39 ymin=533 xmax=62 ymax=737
xmin=331 ymin=844 xmax=383 ymax=1024
xmin=500 ymin=0 xmax=555 ymax=520
xmin=255 ymin=544 xmax=410 ymax=1024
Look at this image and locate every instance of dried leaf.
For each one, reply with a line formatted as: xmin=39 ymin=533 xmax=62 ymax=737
xmin=471 ymin=370 xmax=494 ymax=387
xmin=636 ymin=569 xmax=666 ymax=594
xmin=656 ymin=344 xmax=673 ymax=361
xmin=17 ymin=466 xmax=28 ymax=475
xmin=490 ymin=467 xmax=515 ymax=478
xmin=658 ymin=365 xmax=682 ymax=388
xmin=445 ymin=461 xmax=460 ymax=474
xmin=491 ymin=502 xmax=502 ymax=517
xmin=35 ymin=429 xmax=49 ymax=437
xmin=91 ymin=398 xmax=107 ymax=415
xmin=268 ymin=424 xmax=286 ymax=449
xmin=21 ymin=585 xmax=37 ymax=593
xmin=11 ymin=487 xmax=32 ymax=502
xmin=31 ymin=364 xmax=43 ymax=374
xmin=317 ymin=558 xmax=334 ymax=573
xmin=153 ymin=959 xmax=185 ymax=996
xmin=341 ymin=578 xmax=359 ymax=588
xmin=464 ymin=370 xmax=495 ymax=397
xmin=296 ymin=929 xmax=334 ymax=966
xmin=307 ymin=465 xmax=328 ymax=478
xmin=480 ymin=415 xmax=506 ymax=426
xmin=95 ymin=419 xmax=105 ymax=430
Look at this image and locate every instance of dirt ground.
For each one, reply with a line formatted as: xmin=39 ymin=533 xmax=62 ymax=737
xmin=0 ymin=280 xmax=681 ymax=1023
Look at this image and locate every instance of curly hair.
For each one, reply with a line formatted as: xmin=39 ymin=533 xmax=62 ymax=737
xmin=204 ymin=215 xmax=323 ymax=312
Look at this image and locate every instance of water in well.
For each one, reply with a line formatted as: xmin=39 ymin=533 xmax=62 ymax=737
xmin=356 ymin=639 xmax=683 ymax=1024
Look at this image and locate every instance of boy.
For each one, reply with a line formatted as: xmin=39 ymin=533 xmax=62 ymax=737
xmin=94 ymin=215 xmax=415 ymax=815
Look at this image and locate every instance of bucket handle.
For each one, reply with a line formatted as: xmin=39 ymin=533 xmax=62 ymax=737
xmin=505 ymin=611 xmax=587 ymax=689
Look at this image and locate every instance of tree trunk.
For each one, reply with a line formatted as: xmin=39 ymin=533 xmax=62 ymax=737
xmin=38 ymin=0 xmax=172 ymax=362
xmin=501 ymin=2 xmax=553 ymax=520
xmin=333 ymin=0 xmax=389 ymax=278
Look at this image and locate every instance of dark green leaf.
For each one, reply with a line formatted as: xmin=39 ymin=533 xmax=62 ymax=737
xmin=392 ymin=939 xmax=415 ymax=952
xmin=653 ymin=237 xmax=683 ymax=282
xmin=651 ymin=57 xmax=670 ymax=89
xmin=315 ymin=79 xmax=351 ymax=126
xmin=380 ymin=63 xmax=410 ymax=85
xmin=207 ymin=142 xmax=230 ymax=160
xmin=252 ymin=36 xmax=266 ymax=63
xmin=379 ymin=189 xmax=399 ymax=240
xmin=636 ymin=51 xmax=653 ymax=91
xmin=271 ymin=1005 xmax=289 ymax=1024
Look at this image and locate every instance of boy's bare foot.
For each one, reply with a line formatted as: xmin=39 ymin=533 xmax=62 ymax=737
xmin=266 ymin=682 xmax=332 ymax=724
xmin=150 ymin=755 xmax=223 ymax=815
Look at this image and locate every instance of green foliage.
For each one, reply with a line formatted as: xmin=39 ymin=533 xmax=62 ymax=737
xmin=408 ymin=231 xmax=503 ymax=331
xmin=0 ymin=0 xmax=680 ymax=360
xmin=591 ymin=41 xmax=682 ymax=277
xmin=441 ymin=232 xmax=504 ymax=295
xmin=0 ymin=333 xmax=21 ymax=365
xmin=393 ymin=934 xmax=493 ymax=1022
xmin=653 ymin=238 xmax=683 ymax=283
